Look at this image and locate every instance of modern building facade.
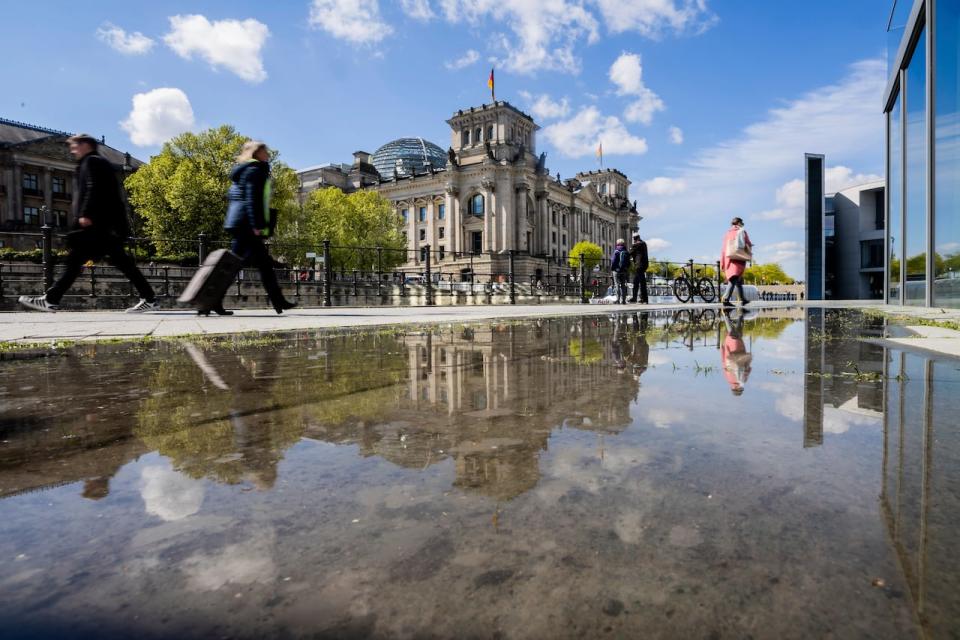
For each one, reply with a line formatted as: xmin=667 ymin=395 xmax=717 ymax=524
xmin=297 ymin=101 xmax=640 ymax=275
xmin=0 ymin=118 xmax=142 ymax=250
xmin=805 ymin=154 xmax=885 ymax=299
xmin=885 ymin=0 xmax=960 ymax=307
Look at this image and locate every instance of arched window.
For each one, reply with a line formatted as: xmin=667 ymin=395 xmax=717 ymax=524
xmin=486 ymin=124 xmax=494 ymax=141
xmin=462 ymin=130 xmax=470 ymax=147
xmin=470 ymin=194 xmax=484 ymax=217
xmin=475 ymin=127 xmax=482 ymax=143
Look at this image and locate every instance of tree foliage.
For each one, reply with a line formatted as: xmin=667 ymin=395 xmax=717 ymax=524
xmin=125 ymin=126 xmax=298 ymax=255
xmin=742 ymin=262 xmax=793 ymax=284
xmin=568 ymin=241 xmax=603 ymax=271
xmin=279 ymin=187 xmax=406 ymax=271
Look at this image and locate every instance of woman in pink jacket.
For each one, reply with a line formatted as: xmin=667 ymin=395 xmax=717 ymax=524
xmin=720 ymin=217 xmax=753 ymax=306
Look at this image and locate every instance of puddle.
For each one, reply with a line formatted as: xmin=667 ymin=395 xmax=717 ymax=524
xmin=0 ymin=307 xmax=956 ymax=638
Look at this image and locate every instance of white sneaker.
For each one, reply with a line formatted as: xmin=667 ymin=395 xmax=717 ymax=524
xmin=19 ymin=295 xmax=59 ymax=312
xmin=125 ymin=299 xmax=158 ymax=313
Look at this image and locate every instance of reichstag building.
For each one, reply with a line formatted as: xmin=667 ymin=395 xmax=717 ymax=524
xmin=297 ymin=101 xmax=641 ymax=277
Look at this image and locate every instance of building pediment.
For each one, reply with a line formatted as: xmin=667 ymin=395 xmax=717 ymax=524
xmin=9 ymin=136 xmax=75 ymax=164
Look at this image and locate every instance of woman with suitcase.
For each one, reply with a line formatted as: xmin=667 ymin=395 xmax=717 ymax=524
xmin=217 ymin=140 xmax=296 ymax=315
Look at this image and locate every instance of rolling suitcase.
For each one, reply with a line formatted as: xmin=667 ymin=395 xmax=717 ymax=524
xmin=178 ymin=249 xmax=243 ymax=314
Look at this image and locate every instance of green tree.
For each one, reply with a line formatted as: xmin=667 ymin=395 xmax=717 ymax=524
xmin=126 ymin=126 xmax=298 ymax=255
xmin=568 ymin=241 xmax=603 ymax=271
xmin=293 ymin=188 xmax=406 ymax=271
xmin=743 ymin=262 xmax=793 ymax=285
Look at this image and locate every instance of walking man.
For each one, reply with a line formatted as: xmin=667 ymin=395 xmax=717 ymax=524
xmin=611 ymin=238 xmax=630 ymax=304
xmin=19 ymin=134 xmax=156 ymax=313
xmin=628 ymin=233 xmax=649 ymax=303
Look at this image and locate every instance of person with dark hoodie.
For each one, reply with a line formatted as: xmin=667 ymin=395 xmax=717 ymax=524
xmin=19 ymin=134 xmax=157 ymax=313
xmin=611 ymin=238 xmax=630 ymax=304
xmin=218 ymin=140 xmax=295 ymax=315
xmin=628 ymin=233 xmax=649 ymax=304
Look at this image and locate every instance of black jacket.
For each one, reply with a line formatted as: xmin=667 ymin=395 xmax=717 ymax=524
xmin=75 ymin=152 xmax=129 ymax=236
xmin=629 ymin=239 xmax=649 ymax=272
xmin=225 ymin=161 xmax=272 ymax=232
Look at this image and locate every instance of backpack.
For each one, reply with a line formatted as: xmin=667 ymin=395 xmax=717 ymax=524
xmin=613 ymin=248 xmax=628 ymax=271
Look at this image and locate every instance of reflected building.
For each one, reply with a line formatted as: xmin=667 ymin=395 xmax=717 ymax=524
xmin=885 ymin=0 xmax=960 ymax=307
xmin=881 ymin=345 xmax=960 ymax=636
xmin=803 ymin=309 xmax=885 ymax=447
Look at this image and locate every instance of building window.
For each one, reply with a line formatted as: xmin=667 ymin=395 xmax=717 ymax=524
xmin=52 ymin=177 xmax=66 ymax=193
xmin=439 ymin=226 xmax=445 ymax=239
xmin=934 ymin=1 xmax=960 ymax=307
xmin=600 ymin=183 xmax=607 ymax=194
xmin=419 ymin=206 xmax=426 ymax=222
xmin=419 ymin=228 xmax=426 ymax=241
xmin=904 ymin=29 xmax=927 ymax=305
xmin=462 ymin=130 xmax=470 ymax=147
xmin=23 ymin=206 xmax=39 ymax=225
xmin=420 ymin=246 xmax=429 ymax=262
xmin=551 ymin=211 xmax=557 ymax=225
xmin=439 ymin=246 xmax=445 ymax=261
xmin=401 ymin=208 xmax=408 ymax=222
xmin=861 ymin=239 xmax=884 ymax=269
xmin=486 ymin=125 xmax=494 ymax=141
xmin=470 ymin=194 xmax=484 ymax=216
xmin=22 ymin=173 xmax=39 ymax=191
xmin=562 ymin=234 xmax=566 ymax=246
xmin=471 ymin=231 xmax=483 ymax=254
xmin=54 ymin=209 xmax=68 ymax=227
xmin=888 ymin=93 xmax=902 ymax=302
xmin=438 ymin=203 xmax=445 ymax=219
xmin=562 ymin=214 xmax=566 ymax=227
xmin=475 ymin=127 xmax=482 ymax=143
xmin=552 ymin=231 xmax=557 ymax=243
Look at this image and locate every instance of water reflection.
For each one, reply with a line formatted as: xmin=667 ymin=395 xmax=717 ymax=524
xmin=0 ymin=308 xmax=957 ymax=637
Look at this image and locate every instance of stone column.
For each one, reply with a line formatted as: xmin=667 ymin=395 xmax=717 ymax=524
xmin=3 ymin=167 xmax=13 ymax=222
xmin=12 ymin=162 xmax=23 ymax=223
xmin=407 ymin=203 xmax=417 ymax=265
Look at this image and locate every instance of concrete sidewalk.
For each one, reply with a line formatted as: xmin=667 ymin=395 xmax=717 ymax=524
xmin=1 ymin=302 xmax=789 ymax=343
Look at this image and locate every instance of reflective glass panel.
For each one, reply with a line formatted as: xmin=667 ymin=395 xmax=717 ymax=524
xmin=889 ymin=94 xmax=902 ymax=301
xmin=905 ymin=28 xmax=926 ymax=305
xmin=935 ymin=2 xmax=960 ymax=307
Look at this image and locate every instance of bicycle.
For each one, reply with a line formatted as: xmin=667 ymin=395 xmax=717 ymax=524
xmin=671 ymin=260 xmax=717 ymax=303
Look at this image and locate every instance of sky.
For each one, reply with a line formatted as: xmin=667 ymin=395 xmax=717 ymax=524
xmin=1 ymin=1 xmax=894 ymax=277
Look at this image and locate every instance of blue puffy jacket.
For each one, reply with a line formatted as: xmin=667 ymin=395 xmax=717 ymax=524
xmin=224 ymin=160 xmax=273 ymax=234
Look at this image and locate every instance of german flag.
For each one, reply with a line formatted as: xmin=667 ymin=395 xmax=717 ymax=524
xmin=488 ymin=68 xmax=495 ymax=102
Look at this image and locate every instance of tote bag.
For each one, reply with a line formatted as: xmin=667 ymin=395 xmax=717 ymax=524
xmin=726 ymin=229 xmax=752 ymax=262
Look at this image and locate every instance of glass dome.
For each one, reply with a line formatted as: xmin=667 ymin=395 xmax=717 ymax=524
xmin=371 ymin=137 xmax=447 ymax=178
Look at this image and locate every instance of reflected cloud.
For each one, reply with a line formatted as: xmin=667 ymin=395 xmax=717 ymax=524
xmin=181 ymin=529 xmax=277 ymax=591
xmin=140 ymin=464 xmax=205 ymax=522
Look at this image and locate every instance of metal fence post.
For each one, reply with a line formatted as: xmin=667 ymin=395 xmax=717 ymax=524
xmin=41 ymin=222 xmax=54 ymax=291
xmin=508 ymin=249 xmax=516 ymax=305
xmin=295 ymin=269 xmax=301 ymax=298
xmin=163 ymin=266 xmax=170 ymax=298
xmin=352 ymin=270 xmax=359 ymax=297
xmin=579 ymin=261 xmax=588 ymax=304
xmin=89 ymin=265 xmax=97 ymax=298
xmin=198 ymin=232 xmax=207 ymax=266
xmin=322 ymin=239 xmax=332 ymax=307
xmin=0 ymin=264 xmax=4 ymax=298
xmin=376 ymin=246 xmax=383 ymax=297
xmin=424 ymin=245 xmax=433 ymax=306
xmin=716 ymin=260 xmax=723 ymax=299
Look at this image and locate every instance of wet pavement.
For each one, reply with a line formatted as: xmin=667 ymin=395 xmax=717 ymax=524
xmin=0 ymin=307 xmax=957 ymax=639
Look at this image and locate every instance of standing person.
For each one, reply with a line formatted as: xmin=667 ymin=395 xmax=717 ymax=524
xmin=611 ymin=239 xmax=630 ymax=304
xmin=628 ymin=233 xmax=649 ymax=304
xmin=19 ymin=134 xmax=156 ymax=313
xmin=220 ymin=140 xmax=296 ymax=315
xmin=720 ymin=216 xmax=753 ymax=306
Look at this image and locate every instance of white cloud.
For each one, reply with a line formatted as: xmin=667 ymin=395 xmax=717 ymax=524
xmin=520 ymin=92 xmax=571 ymax=120
xmin=164 ymin=15 xmax=269 ymax=83
xmin=96 ymin=23 xmax=155 ymax=55
xmin=309 ymin=0 xmax=393 ymax=44
xmin=635 ymin=58 xmax=886 ymax=277
xmin=593 ymin=0 xmax=718 ymax=38
xmin=438 ymin=0 xmax=599 ymax=74
xmin=444 ymin=49 xmax=480 ymax=70
xmin=646 ymin=237 xmax=672 ymax=253
xmin=825 ymin=165 xmax=884 ymax=192
xmin=641 ymin=177 xmax=686 ymax=196
xmin=120 ymin=88 xmax=195 ymax=147
xmin=669 ymin=125 xmax=684 ymax=144
xmin=542 ymin=106 xmax=648 ymax=157
xmin=757 ymin=165 xmax=884 ymax=227
xmin=759 ymin=240 xmax=803 ymax=266
xmin=401 ymin=0 xmax=435 ymax=20
xmin=609 ymin=52 xmax=665 ymax=124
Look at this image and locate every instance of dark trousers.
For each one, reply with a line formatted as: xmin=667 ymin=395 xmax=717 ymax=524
xmin=630 ymin=270 xmax=648 ymax=302
xmin=615 ymin=271 xmax=629 ymax=303
xmin=724 ymin=275 xmax=746 ymax=302
xmin=228 ymin=229 xmax=284 ymax=307
xmin=46 ymin=230 xmax=154 ymax=304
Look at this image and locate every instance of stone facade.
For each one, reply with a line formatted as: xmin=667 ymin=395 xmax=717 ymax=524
xmin=0 ymin=118 xmax=141 ymax=250
xmin=297 ymin=102 xmax=640 ymax=277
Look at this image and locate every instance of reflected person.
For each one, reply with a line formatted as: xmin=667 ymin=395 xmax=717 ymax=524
xmin=720 ymin=310 xmax=752 ymax=396
xmin=626 ymin=313 xmax=650 ymax=379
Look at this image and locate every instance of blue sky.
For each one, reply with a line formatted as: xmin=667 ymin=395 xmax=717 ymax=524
xmin=2 ymin=1 xmax=892 ymax=276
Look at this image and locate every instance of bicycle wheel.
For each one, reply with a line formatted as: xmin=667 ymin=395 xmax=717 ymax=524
xmin=696 ymin=278 xmax=717 ymax=302
xmin=672 ymin=277 xmax=692 ymax=303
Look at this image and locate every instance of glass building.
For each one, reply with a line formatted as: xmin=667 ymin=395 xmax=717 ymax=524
xmin=885 ymin=0 xmax=960 ymax=307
